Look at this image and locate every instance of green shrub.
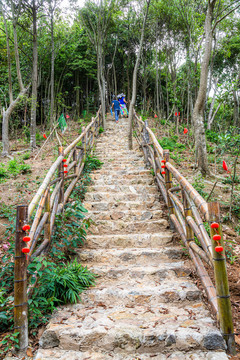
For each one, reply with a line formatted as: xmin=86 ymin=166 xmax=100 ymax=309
xmin=206 ymin=129 xmax=219 ymax=143
xmin=99 ymin=126 xmax=104 ymax=134
xmin=7 ymin=159 xmax=31 ymax=177
xmin=158 ymin=136 xmax=186 ymax=152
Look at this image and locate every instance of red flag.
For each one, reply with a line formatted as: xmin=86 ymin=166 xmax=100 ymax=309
xmin=222 ymin=161 xmax=228 ymax=172
xmin=175 ymin=112 xmax=177 ymax=116
xmin=43 ymin=133 xmax=47 ymax=139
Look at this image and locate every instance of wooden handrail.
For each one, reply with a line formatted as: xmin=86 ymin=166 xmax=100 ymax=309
xmin=14 ymin=107 xmax=103 ymax=351
xmin=133 ymin=110 xmax=236 ymax=354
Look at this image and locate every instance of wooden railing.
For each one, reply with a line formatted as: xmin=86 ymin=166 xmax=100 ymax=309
xmin=133 ymin=110 xmax=236 ymax=354
xmin=14 ymin=107 xmax=103 ymax=351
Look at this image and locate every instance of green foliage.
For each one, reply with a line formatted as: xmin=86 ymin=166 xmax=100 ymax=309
xmin=27 ymin=259 xmax=95 ymax=329
xmin=158 ymin=135 xmax=186 ymax=152
xmin=21 ymin=151 xmax=31 ymax=160
xmin=35 ymin=259 xmax=95 ymax=304
xmin=0 ymin=158 xmax=31 ymax=182
xmin=7 ymin=159 xmax=31 ymax=177
xmin=50 ymin=201 xmax=90 ymax=260
xmin=192 ymin=174 xmax=208 ymax=199
xmin=0 ymin=332 xmax=19 ymax=356
xmin=206 ymin=130 xmax=219 ymax=143
xmin=222 ymin=175 xmax=240 ymax=185
xmin=99 ymin=126 xmax=104 ymax=134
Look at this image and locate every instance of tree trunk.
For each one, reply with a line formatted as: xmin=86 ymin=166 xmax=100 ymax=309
xmin=192 ymin=0 xmax=216 ymax=175
xmin=76 ymin=70 xmax=80 ymax=117
xmin=233 ymin=90 xmax=239 ymax=127
xmin=50 ymin=4 xmax=55 ymax=126
xmin=30 ymin=0 xmax=38 ymax=150
xmin=128 ymin=0 xmax=150 ymax=149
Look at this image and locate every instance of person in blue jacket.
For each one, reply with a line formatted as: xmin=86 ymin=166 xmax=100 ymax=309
xmin=112 ymin=97 xmax=120 ymax=123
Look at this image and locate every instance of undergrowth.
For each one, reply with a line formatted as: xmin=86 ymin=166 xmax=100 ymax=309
xmin=0 ymin=158 xmax=31 ymax=183
xmin=0 ymin=153 xmax=102 ymax=355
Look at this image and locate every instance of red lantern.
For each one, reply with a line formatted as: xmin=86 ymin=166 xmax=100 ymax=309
xmin=175 ymin=112 xmax=178 ymax=116
xmin=213 ymin=234 xmax=221 ymax=241
xmin=154 ymin=114 xmax=157 ymax=118
xmin=64 ymin=170 xmax=68 ymax=174
xmin=43 ymin=133 xmax=47 ymax=139
xmin=23 ymin=236 xmax=31 ymax=242
xmin=22 ymin=248 xmax=30 ymax=254
xmin=161 ymin=165 xmax=165 ymax=168
xmin=63 ymin=164 xmax=68 ymax=168
xmin=161 ymin=160 xmax=166 ymax=163
xmin=162 ymin=171 xmax=166 ymax=175
xmin=62 ymin=159 xmax=67 ymax=162
xmin=178 ymin=112 xmax=180 ymax=116
xmin=183 ymin=128 xmax=188 ymax=134
xmin=215 ymin=246 xmax=223 ymax=253
xmin=211 ymin=222 xmax=219 ymax=229
xmin=22 ymin=224 xmax=30 ymax=231
xmin=222 ymin=161 xmax=228 ymax=172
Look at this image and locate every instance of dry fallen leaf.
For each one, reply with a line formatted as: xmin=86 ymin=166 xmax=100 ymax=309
xmin=26 ymin=347 xmax=33 ymax=357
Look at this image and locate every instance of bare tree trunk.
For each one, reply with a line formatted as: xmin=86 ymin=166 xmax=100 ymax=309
xmin=155 ymin=48 xmax=160 ymax=117
xmin=50 ymin=6 xmax=55 ymax=126
xmin=192 ymin=0 xmax=217 ymax=175
xmin=30 ymin=0 xmax=38 ymax=150
xmin=76 ymin=70 xmax=80 ymax=117
xmin=233 ymin=90 xmax=239 ymax=127
xmin=128 ymin=0 xmax=150 ymax=149
xmin=1 ymin=0 xmax=29 ymax=156
xmin=207 ymin=77 xmax=218 ymax=129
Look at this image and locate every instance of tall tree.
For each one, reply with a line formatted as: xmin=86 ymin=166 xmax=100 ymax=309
xmin=128 ymin=0 xmax=151 ymax=149
xmin=0 ymin=0 xmax=29 ymax=156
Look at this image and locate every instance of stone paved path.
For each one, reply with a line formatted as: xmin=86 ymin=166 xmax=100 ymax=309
xmin=35 ymin=118 xmax=229 ymax=360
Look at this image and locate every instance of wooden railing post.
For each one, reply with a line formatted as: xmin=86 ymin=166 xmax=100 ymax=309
xmin=82 ymin=126 xmax=86 ymax=161
xmin=14 ymin=205 xmax=28 ymax=352
xmin=58 ymin=146 xmax=64 ymax=204
xmin=163 ymin=149 xmax=175 ymax=228
xmin=44 ymin=186 xmax=51 ymax=251
xmin=208 ymin=201 xmax=236 ymax=355
xmin=73 ymin=148 xmax=77 ymax=175
xmin=182 ymin=190 xmax=194 ymax=244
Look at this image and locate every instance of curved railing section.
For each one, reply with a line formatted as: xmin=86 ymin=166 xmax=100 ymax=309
xmin=133 ymin=110 xmax=236 ymax=354
xmin=14 ymin=107 xmax=103 ymax=351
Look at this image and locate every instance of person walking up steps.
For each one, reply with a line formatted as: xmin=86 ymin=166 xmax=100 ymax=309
xmin=118 ymin=93 xmax=128 ymax=118
xmin=112 ymin=97 xmax=120 ymax=123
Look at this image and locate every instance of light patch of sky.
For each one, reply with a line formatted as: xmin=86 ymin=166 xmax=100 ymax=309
xmin=60 ymin=0 xmax=86 ymax=10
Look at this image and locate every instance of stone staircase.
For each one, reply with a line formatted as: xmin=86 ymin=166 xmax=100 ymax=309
xmin=35 ymin=118 xmax=228 ymax=360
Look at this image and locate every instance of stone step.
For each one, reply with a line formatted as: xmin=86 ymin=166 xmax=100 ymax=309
xmin=85 ymin=263 xmax=189 ymax=282
xmin=84 ymin=232 xmax=173 ymax=249
xmin=38 ymin=304 xmax=226 ymax=354
xmin=78 ymin=247 xmax=182 ymax=265
xmin=88 ymin=219 xmax=168 ymax=234
xmin=35 ymin=349 xmax=228 ymax=360
xmin=80 ymin=279 xmax=202 ymax=306
xmin=84 ymin=191 xmax=158 ymax=203
xmin=83 ymin=200 xmax=160 ymax=212
xmin=86 ymin=209 xmax=164 ymax=222
xmin=91 ymin=177 xmax=154 ymax=186
xmin=90 ymin=172 xmax=152 ymax=181
xmin=93 ymin=169 xmax=151 ymax=176
xmin=87 ymin=184 xmax=158 ymax=194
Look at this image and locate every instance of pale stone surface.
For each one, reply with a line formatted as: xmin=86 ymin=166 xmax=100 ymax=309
xmin=34 ymin=118 xmax=228 ymax=359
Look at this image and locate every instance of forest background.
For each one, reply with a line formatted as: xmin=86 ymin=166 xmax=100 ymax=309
xmin=1 ymin=0 xmax=240 ymax=173
xmin=1 ymin=0 xmax=240 ymax=356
